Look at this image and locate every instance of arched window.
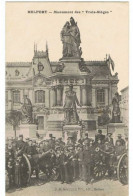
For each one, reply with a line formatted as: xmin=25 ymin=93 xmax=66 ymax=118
xmin=97 ymin=89 xmax=105 ymax=104
xmin=35 ymin=90 xmax=45 ymax=103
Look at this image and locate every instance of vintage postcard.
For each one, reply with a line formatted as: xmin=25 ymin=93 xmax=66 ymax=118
xmin=5 ymin=2 xmax=128 ymax=196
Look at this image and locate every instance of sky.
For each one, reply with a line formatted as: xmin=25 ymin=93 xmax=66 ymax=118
xmin=6 ymin=2 xmax=129 ymax=92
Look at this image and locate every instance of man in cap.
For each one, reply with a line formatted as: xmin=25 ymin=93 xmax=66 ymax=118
xmin=95 ymin=130 xmax=105 ymax=144
xmin=43 ymin=140 xmax=50 ymax=152
xmin=72 ymin=143 xmax=80 ymax=180
xmin=7 ymin=157 xmax=14 ymax=188
xmin=105 ymin=133 xmax=114 ymax=147
xmin=115 ymin=140 xmax=126 ymax=158
xmin=67 ymin=136 xmax=75 ymax=146
xmin=48 ymin=134 xmax=55 ymax=149
xmin=58 ymin=148 xmax=66 ymax=184
xmin=58 ymin=138 xmax=65 ymax=148
xmin=77 ymin=144 xmax=83 ymax=180
xmin=24 ymin=137 xmax=29 ymax=152
xmin=82 ymin=133 xmax=91 ymax=146
xmin=104 ymin=141 xmax=115 ymax=178
xmin=82 ymin=141 xmax=92 ymax=184
xmin=25 ymin=139 xmax=39 ymax=178
xmin=16 ymin=135 xmax=26 ymax=156
xmin=66 ymin=146 xmax=75 ymax=182
xmin=32 ymin=139 xmax=38 ymax=154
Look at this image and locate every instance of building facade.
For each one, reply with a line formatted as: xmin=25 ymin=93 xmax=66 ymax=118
xmin=6 ymin=33 xmax=119 ymax=138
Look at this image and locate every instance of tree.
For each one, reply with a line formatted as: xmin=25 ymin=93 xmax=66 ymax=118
xmin=6 ymin=110 xmax=22 ymax=138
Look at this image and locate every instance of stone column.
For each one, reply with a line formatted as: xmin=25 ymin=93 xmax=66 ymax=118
xmin=20 ymin=89 xmax=23 ymax=103
xmin=92 ymin=88 xmax=96 ymax=108
xmin=81 ymin=85 xmax=88 ymax=106
xmin=88 ymin=86 xmax=92 ymax=106
xmin=28 ymin=89 xmax=33 ymax=103
xmin=50 ymin=87 xmax=57 ymax=107
xmin=105 ymin=88 xmax=108 ymax=106
xmin=57 ymin=85 xmax=62 ymax=106
xmin=8 ymin=89 xmax=13 ymax=110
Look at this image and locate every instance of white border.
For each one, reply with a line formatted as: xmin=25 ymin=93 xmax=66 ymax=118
xmin=0 ymin=1 xmax=5 ymax=196
xmin=0 ymin=1 xmax=132 ymax=196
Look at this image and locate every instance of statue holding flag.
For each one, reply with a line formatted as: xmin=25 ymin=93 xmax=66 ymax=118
xmin=106 ymin=55 xmax=115 ymax=71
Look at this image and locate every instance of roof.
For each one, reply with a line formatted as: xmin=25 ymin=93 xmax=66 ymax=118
xmin=6 ymin=59 xmax=113 ymax=80
xmin=6 ymin=62 xmax=31 ymax=67
xmin=6 ymin=63 xmax=31 ymax=79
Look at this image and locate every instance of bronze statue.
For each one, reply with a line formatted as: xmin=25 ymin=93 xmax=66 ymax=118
xmin=60 ymin=17 xmax=82 ymax=58
xmin=21 ymin=95 xmax=33 ymax=124
xmin=63 ymin=84 xmax=82 ymax=125
xmin=112 ymin=92 xmax=121 ymax=123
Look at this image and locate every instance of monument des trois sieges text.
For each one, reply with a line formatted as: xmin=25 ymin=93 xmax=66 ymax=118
xmin=6 ymin=17 xmax=120 ymax=140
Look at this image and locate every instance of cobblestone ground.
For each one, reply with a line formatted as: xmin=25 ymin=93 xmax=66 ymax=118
xmin=6 ymin=176 xmax=128 ymax=196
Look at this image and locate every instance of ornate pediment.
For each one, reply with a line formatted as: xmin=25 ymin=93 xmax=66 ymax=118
xmin=33 ymin=74 xmax=51 ymax=87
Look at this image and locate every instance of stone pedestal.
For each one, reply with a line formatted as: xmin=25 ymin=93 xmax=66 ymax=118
xmin=63 ymin=124 xmax=82 ymax=143
xmin=60 ymin=58 xmax=82 ymax=74
xmin=19 ymin=124 xmax=37 ymax=139
xmin=107 ymin=123 xmax=127 ymax=143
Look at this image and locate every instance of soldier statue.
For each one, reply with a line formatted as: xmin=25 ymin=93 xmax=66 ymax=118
xmin=60 ymin=17 xmax=82 ymax=58
xmin=63 ymin=84 xmax=82 ymax=125
xmin=21 ymin=95 xmax=33 ymax=124
xmin=112 ymin=92 xmax=121 ymax=123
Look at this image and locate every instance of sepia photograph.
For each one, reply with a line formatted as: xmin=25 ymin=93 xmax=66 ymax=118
xmin=5 ymin=2 xmax=128 ymax=196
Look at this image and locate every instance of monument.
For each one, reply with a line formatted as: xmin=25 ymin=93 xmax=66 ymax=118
xmin=64 ymin=84 xmax=82 ymax=125
xmin=60 ymin=17 xmax=82 ymax=58
xmin=108 ymin=92 xmax=126 ymax=141
xmin=19 ymin=95 xmax=37 ymax=138
xmin=61 ymin=17 xmax=83 ymax=142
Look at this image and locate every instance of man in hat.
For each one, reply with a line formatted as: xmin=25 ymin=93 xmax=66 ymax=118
xmin=72 ymin=143 xmax=79 ymax=180
xmin=7 ymin=157 xmax=14 ymax=188
xmin=58 ymin=148 xmax=66 ymax=184
xmin=58 ymin=138 xmax=65 ymax=148
xmin=82 ymin=133 xmax=92 ymax=146
xmin=63 ymin=147 xmax=73 ymax=183
xmin=43 ymin=140 xmax=50 ymax=152
xmin=25 ymin=139 xmax=35 ymax=157
xmin=104 ymin=141 xmax=115 ymax=178
xmin=67 ymin=136 xmax=75 ymax=146
xmin=25 ymin=139 xmax=39 ymax=178
xmin=48 ymin=134 xmax=55 ymax=149
xmin=32 ymin=139 xmax=38 ymax=154
xmin=115 ymin=140 xmax=126 ymax=158
xmin=115 ymin=134 xmax=125 ymax=146
xmin=82 ymin=141 xmax=92 ymax=184
xmin=95 ymin=130 xmax=105 ymax=144
xmin=105 ymin=133 xmax=114 ymax=147
xmin=77 ymin=144 xmax=83 ymax=180
xmin=24 ymin=137 xmax=29 ymax=152
xmin=16 ymin=135 xmax=26 ymax=156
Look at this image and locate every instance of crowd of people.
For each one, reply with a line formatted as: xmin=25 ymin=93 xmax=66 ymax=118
xmin=6 ymin=130 xmax=128 ymax=190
